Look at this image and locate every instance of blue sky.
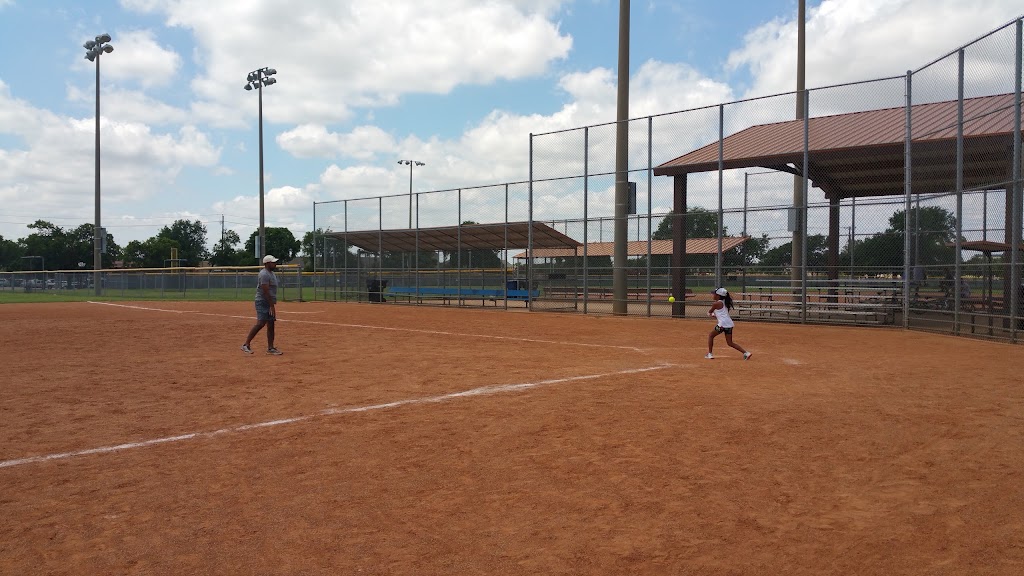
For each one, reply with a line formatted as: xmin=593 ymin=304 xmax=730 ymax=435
xmin=0 ymin=0 xmax=1021 ymax=255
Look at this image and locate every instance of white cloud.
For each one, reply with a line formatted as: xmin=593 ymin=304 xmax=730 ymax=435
xmin=277 ymin=124 xmax=396 ymax=160
xmin=727 ymin=0 xmax=1024 ymax=98
xmin=77 ymin=29 xmax=182 ymax=89
xmin=0 ymin=80 xmax=221 ymax=241
xmin=121 ymin=0 xmax=573 ymax=125
xmin=67 ymin=84 xmax=190 ymax=126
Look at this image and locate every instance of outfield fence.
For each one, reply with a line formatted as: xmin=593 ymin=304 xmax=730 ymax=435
xmin=0 ymin=266 xmax=304 ymax=302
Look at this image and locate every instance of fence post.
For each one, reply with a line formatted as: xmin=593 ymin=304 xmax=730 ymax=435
xmin=801 ymin=90 xmax=810 ymax=323
xmin=903 ymin=70 xmax=913 ymax=327
xmin=583 ymin=127 xmax=589 ymax=314
xmin=1011 ymin=18 xmax=1022 ymax=342
xmin=716 ymin=104 xmax=725 ymax=288
xmin=954 ymin=48 xmax=965 ymax=335
xmin=528 ymin=133 xmax=534 ymax=311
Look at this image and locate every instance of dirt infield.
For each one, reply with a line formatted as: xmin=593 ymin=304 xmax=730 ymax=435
xmin=1 ymin=301 xmax=1022 ymax=575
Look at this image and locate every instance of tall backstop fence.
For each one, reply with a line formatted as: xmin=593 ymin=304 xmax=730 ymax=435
xmin=311 ymin=17 xmax=1023 ymax=343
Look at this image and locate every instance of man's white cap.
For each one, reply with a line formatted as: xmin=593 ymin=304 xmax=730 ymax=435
xmin=262 ymin=255 xmax=279 ymax=264
xmin=714 ymin=287 xmax=729 ymax=296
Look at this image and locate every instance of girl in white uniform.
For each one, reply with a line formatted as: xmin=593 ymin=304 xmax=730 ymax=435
xmin=706 ymin=287 xmax=751 ymax=360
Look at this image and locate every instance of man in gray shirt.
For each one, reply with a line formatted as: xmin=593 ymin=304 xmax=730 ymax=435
xmin=242 ymin=255 xmax=283 ymax=355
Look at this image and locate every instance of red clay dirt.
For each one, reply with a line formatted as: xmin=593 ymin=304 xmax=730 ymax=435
xmin=1 ymin=300 xmax=1022 ymax=575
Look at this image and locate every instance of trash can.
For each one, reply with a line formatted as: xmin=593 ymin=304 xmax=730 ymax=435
xmin=367 ymin=278 xmax=388 ymax=303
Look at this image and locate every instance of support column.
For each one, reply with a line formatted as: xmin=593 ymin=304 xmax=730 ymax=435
xmin=828 ymin=193 xmax=841 ymax=300
xmin=672 ymin=175 xmax=688 ymax=317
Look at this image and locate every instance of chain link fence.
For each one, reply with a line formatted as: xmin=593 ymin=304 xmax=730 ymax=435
xmin=310 ymin=17 xmax=1023 ymax=343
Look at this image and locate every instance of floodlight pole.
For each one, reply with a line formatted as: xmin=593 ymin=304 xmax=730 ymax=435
xmin=258 ymin=76 xmax=265 ymax=260
xmin=84 ymin=34 xmax=113 ymax=296
xmin=245 ymin=67 xmax=278 ymax=261
xmin=398 ymin=160 xmax=424 ymax=228
xmin=94 ymin=50 xmax=102 ymax=294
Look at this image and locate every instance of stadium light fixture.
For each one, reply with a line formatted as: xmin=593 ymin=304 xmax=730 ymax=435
xmin=398 ymin=160 xmax=426 ymax=228
xmin=244 ymin=67 xmax=279 ymax=261
xmin=83 ymin=33 xmax=113 ymax=296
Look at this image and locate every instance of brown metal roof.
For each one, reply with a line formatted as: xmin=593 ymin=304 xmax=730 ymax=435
xmin=324 ymin=221 xmax=581 ymax=253
xmin=512 ymin=236 xmax=748 ymax=259
xmin=654 ymin=93 xmax=1019 ymax=198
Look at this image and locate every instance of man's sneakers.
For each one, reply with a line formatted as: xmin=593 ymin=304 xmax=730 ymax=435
xmin=705 ymin=353 xmax=714 ymax=359
xmin=743 ymin=352 xmax=753 ymax=361
xmin=241 ymin=344 xmax=253 ymax=354
xmin=267 ymin=348 xmax=284 ymax=355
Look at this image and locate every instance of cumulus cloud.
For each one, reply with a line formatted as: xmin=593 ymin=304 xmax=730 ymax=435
xmin=122 ymin=0 xmax=573 ymax=126
xmin=0 ymin=80 xmax=221 ymax=241
xmin=727 ymin=0 xmax=1023 ymax=98
xmin=67 ymin=84 xmax=190 ymax=126
xmin=76 ymin=29 xmax=182 ymax=89
xmin=277 ymin=124 xmax=397 ymax=160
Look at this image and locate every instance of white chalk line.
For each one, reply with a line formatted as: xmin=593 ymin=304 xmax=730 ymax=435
xmin=86 ymin=301 xmax=648 ymax=352
xmin=0 ymin=363 xmax=676 ymax=469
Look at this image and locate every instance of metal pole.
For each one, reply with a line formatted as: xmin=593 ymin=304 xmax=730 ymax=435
xmin=903 ymin=70 xmax=913 ymax=326
xmin=343 ymin=200 xmax=348 ymax=301
xmin=583 ymin=127 xmax=590 ymax=314
xmin=93 ymin=53 xmax=102 ymax=296
xmin=1011 ymin=18 xmax=1022 ymax=342
xmin=646 ymin=115 xmax=653 ymax=317
xmin=716 ymin=104 xmax=725 ymax=287
xmin=415 ymin=193 xmax=420 ymax=302
xmin=851 ymin=197 xmax=856 ymax=277
xmin=528 ymin=134 xmax=534 ymax=311
xmin=612 ymin=0 xmax=630 ymax=315
xmin=743 ymin=172 xmax=748 ymax=296
xmin=258 ymin=74 xmax=266 ymax=262
xmin=954 ymin=49 xmax=965 ymax=334
xmin=790 ymin=0 xmax=807 ymax=292
xmin=457 ymin=189 xmax=462 ymax=305
xmin=504 ymin=184 xmax=509 ymax=310
xmin=312 ymin=201 xmax=317 ymax=301
xmin=801 ymin=89 xmax=810 ymax=322
xmin=408 ymin=161 xmax=414 ymax=229
xmin=378 ymin=197 xmax=383 ymax=302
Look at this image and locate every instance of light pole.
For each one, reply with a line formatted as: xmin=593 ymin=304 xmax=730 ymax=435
xmin=244 ymin=67 xmax=278 ymax=260
xmin=398 ymin=160 xmax=425 ymax=228
xmin=84 ymin=33 xmax=113 ymax=296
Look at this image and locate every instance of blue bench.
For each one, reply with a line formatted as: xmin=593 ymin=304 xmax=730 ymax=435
xmin=388 ymin=286 xmax=539 ymax=305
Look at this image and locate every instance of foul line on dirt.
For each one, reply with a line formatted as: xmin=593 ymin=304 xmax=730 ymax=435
xmin=86 ymin=301 xmax=649 ymax=352
xmin=0 ymin=363 xmax=676 ymax=469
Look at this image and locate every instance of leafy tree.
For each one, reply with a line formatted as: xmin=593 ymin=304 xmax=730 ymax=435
xmin=759 ymin=234 xmax=830 ymax=269
xmin=211 ymin=230 xmax=246 ymax=266
xmin=244 ymin=227 xmax=300 ymax=263
xmin=0 ymin=234 xmax=23 ymax=270
xmin=840 ymin=206 xmax=957 ymax=271
xmin=652 ymin=207 xmax=723 ymax=240
xmin=16 ymin=220 xmax=119 ymax=270
xmin=122 ymin=236 xmax=180 ymax=268
xmin=157 ymin=219 xmax=208 ymax=265
xmin=726 ymin=234 xmax=770 ymax=267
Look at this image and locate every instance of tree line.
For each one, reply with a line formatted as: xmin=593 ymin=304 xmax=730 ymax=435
xmin=1 ymin=206 xmax=964 ymax=273
xmin=0 ymin=219 xmax=304 ymax=271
